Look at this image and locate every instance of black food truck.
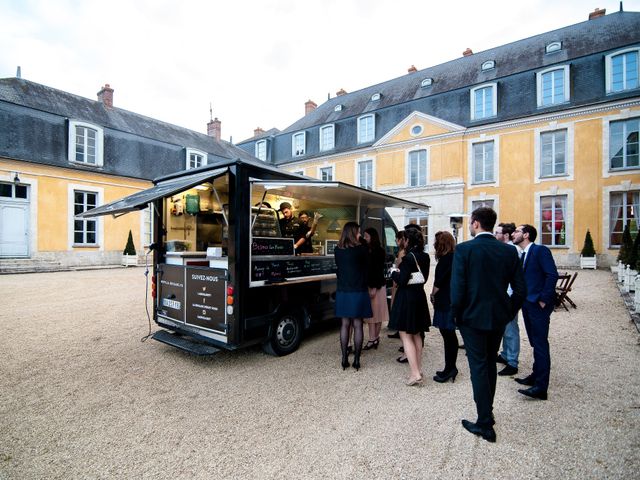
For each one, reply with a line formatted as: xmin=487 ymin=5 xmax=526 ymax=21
xmin=83 ymin=159 xmax=428 ymax=356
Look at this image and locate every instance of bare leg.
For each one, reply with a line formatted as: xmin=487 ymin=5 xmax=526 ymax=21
xmin=412 ymin=333 xmax=424 ymax=376
xmin=400 ymin=331 xmax=421 ymax=381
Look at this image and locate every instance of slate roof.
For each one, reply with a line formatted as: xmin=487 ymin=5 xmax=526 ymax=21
xmin=0 ymin=78 xmax=256 ymax=180
xmin=236 ymin=10 xmax=640 ymax=165
xmin=282 ymin=11 xmax=640 ymax=133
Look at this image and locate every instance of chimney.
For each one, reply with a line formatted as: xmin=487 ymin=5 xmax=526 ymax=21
xmin=254 ymin=127 xmax=265 ymax=137
xmin=588 ymin=7 xmax=606 ymax=20
xmin=336 ymin=88 xmax=347 ymax=96
xmin=97 ymin=84 xmax=114 ymax=108
xmin=16 ymin=66 xmax=21 ymax=79
xmin=463 ymin=48 xmax=473 ymax=57
xmin=407 ymin=65 xmax=417 ymax=73
xmin=305 ymin=99 xmax=317 ymax=115
xmin=207 ymin=117 xmax=221 ymax=141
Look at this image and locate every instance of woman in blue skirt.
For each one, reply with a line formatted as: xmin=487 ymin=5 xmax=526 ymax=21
xmin=334 ymin=222 xmax=372 ymax=371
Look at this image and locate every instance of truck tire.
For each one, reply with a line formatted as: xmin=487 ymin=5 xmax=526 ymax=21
xmin=262 ymin=312 xmax=303 ymax=356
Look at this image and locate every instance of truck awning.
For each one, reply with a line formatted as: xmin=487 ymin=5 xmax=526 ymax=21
xmin=80 ymin=167 xmax=229 ymax=218
xmin=251 ymin=180 xmax=430 ymax=210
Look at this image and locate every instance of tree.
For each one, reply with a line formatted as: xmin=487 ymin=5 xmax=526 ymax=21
xmin=629 ymin=229 xmax=640 ymax=270
xmin=123 ymin=230 xmax=137 ymax=256
xmin=617 ymin=225 xmax=633 ymax=266
xmin=580 ymin=229 xmax=596 ymax=257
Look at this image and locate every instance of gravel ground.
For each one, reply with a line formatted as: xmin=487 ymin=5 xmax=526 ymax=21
xmin=1 ymin=267 xmax=639 ymax=479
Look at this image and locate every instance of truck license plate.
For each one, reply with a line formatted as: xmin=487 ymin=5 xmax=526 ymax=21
xmin=162 ymin=298 xmax=181 ymax=310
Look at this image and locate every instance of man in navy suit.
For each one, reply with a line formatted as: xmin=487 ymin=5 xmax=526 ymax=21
xmin=512 ymin=224 xmax=558 ymax=400
xmin=451 ymin=208 xmax=525 ymax=442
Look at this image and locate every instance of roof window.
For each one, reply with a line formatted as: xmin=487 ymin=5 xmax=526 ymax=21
xmin=481 ymin=60 xmax=495 ymax=71
xmin=421 ymin=78 xmax=433 ymax=87
xmin=546 ymin=42 xmax=562 ymax=54
xmin=334 ymin=104 xmax=343 ymax=112
xmin=371 ymin=93 xmax=381 ymax=101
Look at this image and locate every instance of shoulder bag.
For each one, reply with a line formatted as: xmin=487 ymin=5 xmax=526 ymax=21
xmin=407 ymin=252 xmax=426 ymax=285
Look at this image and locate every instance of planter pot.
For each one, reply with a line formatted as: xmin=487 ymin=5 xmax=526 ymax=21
xmin=580 ymin=255 xmax=597 ymax=270
xmin=121 ymin=254 xmax=138 ymax=267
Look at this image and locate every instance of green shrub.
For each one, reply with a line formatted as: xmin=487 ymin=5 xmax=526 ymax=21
xmin=580 ymin=230 xmax=596 ymax=257
xmin=618 ymin=225 xmax=633 ymax=266
xmin=629 ymin=229 xmax=640 ymax=270
xmin=123 ymin=230 xmax=137 ymax=256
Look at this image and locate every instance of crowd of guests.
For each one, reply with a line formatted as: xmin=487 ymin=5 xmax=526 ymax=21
xmin=333 ymin=207 xmax=558 ymax=443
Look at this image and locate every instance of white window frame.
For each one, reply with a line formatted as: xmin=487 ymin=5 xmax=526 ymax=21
xmin=0 ymin=173 xmax=38 ymax=256
xmin=140 ymin=205 xmax=154 ymax=248
xmin=602 ymin=110 xmax=640 ymax=178
xmin=481 ymin=60 xmax=495 ymax=71
xmin=68 ymin=183 xmax=104 ymax=249
xmin=536 ymin=65 xmax=570 ymax=107
xmin=404 ymin=209 xmax=429 ymax=252
xmin=357 ymin=114 xmax=375 ymax=144
xmin=533 ymin=187 xmax=573 ymax=250
xmin=470 ymin=83 xmax=497 ymax=121
xmin=255 ymin=140 xmax=267 ymax=161
xmin=608 ymin=116 xmax=639 ymax=171
xmin=186 ymin=148 xmax=207 ymax=170
xmin=68 ymin=120 xmax=104 ymax=166
xmin=468 ymin=136 xmax=499 ymax=186
xmin=534 ymin=121 xmax=574 ymax=183
xmin=603 ymin=181 xmax=640 ymax=250
xmin=407 ymin=149 xmax=428 ymax=187
xmin=546 ymin=42 xmax=562 ymax=54
xmin=292 ymin=132 xmax=306 ymax=157
xmin=319 ymin=124 xmax=335 ymax=152
xmin=468 ymin=194 xmax=499 ymax=219
xmin=318 ymin=164 xmax=335 ymax=182
xmin=605 ymin=47 xmax=640 ymax=94
xmin=356 ymin=158 xmax=374 ymax=190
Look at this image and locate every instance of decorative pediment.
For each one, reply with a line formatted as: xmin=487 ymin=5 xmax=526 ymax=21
xmin=374 ymin=111 xmax=464 ymax=146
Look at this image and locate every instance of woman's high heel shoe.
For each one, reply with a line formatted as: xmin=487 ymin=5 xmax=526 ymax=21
xmin=341 ymin=357 xmax=350 ymax=370
xmin=406 ymin=376 xmax=423 ymax=387
xmin=363 ymin=338 xmax=380 ymax=350
xmin=433 ymin=368 xmax=458 ymax=383
xmin=352 ymin=357 xmax=361 ymax=371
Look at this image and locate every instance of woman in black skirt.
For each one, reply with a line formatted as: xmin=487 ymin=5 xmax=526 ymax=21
xmin=334 ymin=222 xmax=372 ymax=371
xmin=388 ymin=227 xmax=431 ymax=385
xmin=430 ymin=231 xmax=458 ymax=383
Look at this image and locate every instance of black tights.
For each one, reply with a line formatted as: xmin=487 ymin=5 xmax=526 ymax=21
xmin=341 ymin=317 xmax=363 ymax=361
xmin=440 ymin=328 xmax=459 ymax=372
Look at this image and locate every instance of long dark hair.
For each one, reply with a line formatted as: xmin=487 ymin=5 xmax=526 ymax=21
xmin=364 ymin=227 xmax=381 ymax=251
xmin=338 ymin=222 xmax=360 ymax=248
xmin=405 ymin=227 xmax=424 ymax=251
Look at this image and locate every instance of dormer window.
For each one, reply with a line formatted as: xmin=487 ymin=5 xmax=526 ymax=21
xmin=68 ymin=121 xmax=104 ymax=166
xmin=371 ymin=93 xmax=381 ymax=101
xmin=470 ymin=83 xmax=497 ymax=120
xmin=421 ymin=78 xmax=433 ymax=87
xmin=255 ymin=140 xmax=267 ymax=161
xmin=292 ymin=132 xmax=306 ymax=157
xmin=481 ymin=60 xmax=495 ymax=71
xmin=357 ymin=114 xmax=375 ymax=144
xmin=334 ymin=104 xmax=343 ymax=112
xmin=186 ymin=148 xmax=207 ymax=169
xmin=546 ymin=42 xmax=562 ymax=54
xmin=605 ymin=48 xmax=640 ymax=94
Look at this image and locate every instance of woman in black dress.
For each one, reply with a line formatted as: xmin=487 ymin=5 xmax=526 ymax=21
xmin=388 ymin=227 xmax=431 ymax=385
xmin=362 ymin=227 xmax=388 ymax=350
xmin=430 ymin=231 xmax=458 ymax=383
xmin=334 ymin=222 xmax=372 ymax=371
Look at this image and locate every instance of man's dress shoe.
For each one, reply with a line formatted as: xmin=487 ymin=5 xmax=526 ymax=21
xmin=514 ymin=375 xmax=535 ymax=386
xmin=496 ymin=355 xmax=507 ymax=365
xmin=498 ymin=365 xmax=518 ymax=376
xmin=518 ymin=386 xmax=548 ymax=400
xmin=461 ymin=419 xmax=496 ymax=443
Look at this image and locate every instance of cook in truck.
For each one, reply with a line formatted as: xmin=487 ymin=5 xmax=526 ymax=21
xmin=278 ymin=202 xmax=321 ymax=254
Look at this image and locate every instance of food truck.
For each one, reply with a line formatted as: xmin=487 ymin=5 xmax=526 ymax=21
xmin=83 ymin=159 xmax=428 ymax=356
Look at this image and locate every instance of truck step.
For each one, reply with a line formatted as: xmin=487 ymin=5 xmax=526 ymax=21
xmin=152 ymin=330 xmax=220 ymax=356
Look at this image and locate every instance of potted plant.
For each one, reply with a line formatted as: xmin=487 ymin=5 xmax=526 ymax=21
xmin=618 ymin=225 xmax=633 ymax=267
xmin=579 ymin=229 xmax=597 ymax=269
xmin=121 ymin=230 xmax=138 ymax=266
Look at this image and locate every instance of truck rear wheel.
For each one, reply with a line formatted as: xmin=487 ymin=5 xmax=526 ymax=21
xmin=262 ymin=312 xmax=303 ymax=356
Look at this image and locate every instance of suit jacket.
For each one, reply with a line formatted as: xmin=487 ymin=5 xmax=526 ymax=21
xmin=450 ymin=234 xmax=526 ymax=331
xmin=523 ymin=243 xmax=558 ymax=305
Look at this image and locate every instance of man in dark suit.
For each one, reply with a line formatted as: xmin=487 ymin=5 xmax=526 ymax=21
xmin=512 ymin=224 xmax=558 ymax=400
xmin=451 ymin=207 xmax=525 ymax=442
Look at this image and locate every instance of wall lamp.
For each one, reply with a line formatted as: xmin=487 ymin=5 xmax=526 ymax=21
xmin=13 ymin=172 xmax=20 ymax=184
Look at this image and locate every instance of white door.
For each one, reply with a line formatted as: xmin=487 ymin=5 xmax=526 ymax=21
xmin=0 ymin=183 xmax=30 ymax=257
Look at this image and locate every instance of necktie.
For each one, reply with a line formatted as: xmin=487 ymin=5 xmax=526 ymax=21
xmin=520 ymin=251 xmax=526 ymax=268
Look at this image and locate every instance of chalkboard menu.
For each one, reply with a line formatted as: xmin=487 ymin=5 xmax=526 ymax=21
xmin=185 ymin=266 xmax=227 ymax=333
xmin=325 ymin=240 xmax=339 ymax=255
xmin=251 ymin=237 xmax=295 ymax=256
xmin=251 ymin=256 xmax=337 ymax=283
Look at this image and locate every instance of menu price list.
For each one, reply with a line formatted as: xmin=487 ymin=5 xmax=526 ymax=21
xmin=252 ymin=257 xmax=336 ymax=282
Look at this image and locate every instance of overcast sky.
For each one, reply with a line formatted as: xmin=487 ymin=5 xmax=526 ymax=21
xmin=2 ymin=0 xmax=639 ymax=143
